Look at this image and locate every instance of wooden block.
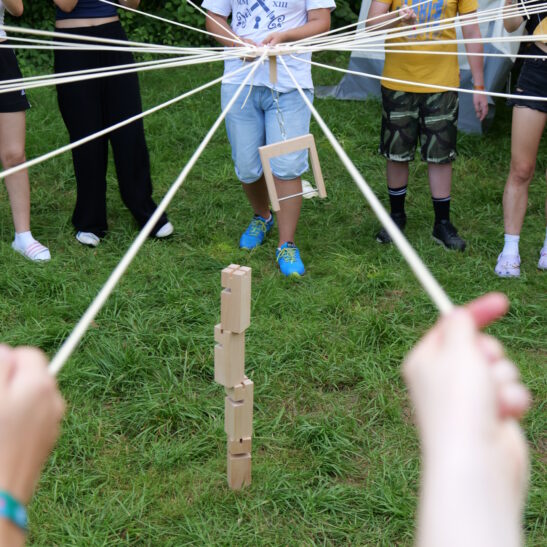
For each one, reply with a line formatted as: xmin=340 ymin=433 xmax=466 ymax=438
xmin=227 ymin=436 xmax=252 ymax=455
xmin=220 ymin=266 xmax=251 ymax=333
xmin=214 ymin=324 xmax=245 ymax=387
xmin=225 ymin=376 xmax=253 ymax=402
xmin=227 ymin=453 xmax=251 ymax=490
xmin=258 ymin=134 xmax=326 ymax=211
xmin=221 ymin=264 xmax=240 ymax=288
xmin=225 ymin=393 xmax=253 ymax=439
xmin=269 ymin=55 xmax=277 ymax=84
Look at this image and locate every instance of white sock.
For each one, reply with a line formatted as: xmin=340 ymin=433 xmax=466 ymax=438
xmin=543 ymin=227 xmax=547 ymax=250
xmin=14 ymin=230 xmax=35 ymax=250
xmin=502 ymin=234 xmax=520 ymax=256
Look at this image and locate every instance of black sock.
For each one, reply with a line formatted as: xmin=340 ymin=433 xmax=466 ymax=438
xmin=388 ymin=185 xmax=407 ymax=216
xmin=432 ymin=196 xmax=450 ymax=223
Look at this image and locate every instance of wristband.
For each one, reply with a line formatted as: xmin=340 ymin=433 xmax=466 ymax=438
xmin=473 ymin=85 xmax=485 ymax=90
xmin=0 ymin=491 xmax=28 ymax=533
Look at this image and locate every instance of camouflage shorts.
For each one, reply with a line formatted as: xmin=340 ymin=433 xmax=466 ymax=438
xmin=379 ymin=87 xmax=459 ymax=164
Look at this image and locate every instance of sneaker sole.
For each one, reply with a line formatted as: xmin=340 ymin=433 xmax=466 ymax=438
xmin=376 ymin=236 xmax=392 ymax=244
xmin=76 ymin=239 xmax=99 ymax=248
xmin=432 ymin=235 xmax=466 ymax=252
xmin=495 ymin=270 xmax=520 ymax=278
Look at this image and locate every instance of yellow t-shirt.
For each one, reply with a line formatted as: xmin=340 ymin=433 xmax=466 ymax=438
xmin=376 ymin=0 xmax=478 ymax=92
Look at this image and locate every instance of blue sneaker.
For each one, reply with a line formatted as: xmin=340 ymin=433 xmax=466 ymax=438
xmin=239 ymin=213 xmax=274 ymax=250
xmin=276 ymin=242 xmax=305 ymax=277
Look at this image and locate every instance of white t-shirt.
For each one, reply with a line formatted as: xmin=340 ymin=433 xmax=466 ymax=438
xmin=201 ymin=0 xmax=336 ymax=92
xmin=0 ymin=2 xmax=6 ymax=40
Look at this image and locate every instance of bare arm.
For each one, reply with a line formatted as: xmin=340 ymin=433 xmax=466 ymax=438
xmin=503 ymin=0 xmax=524 ymax=33
xmin=53 ymin=0 xmax=79 ymax=13
xmin=3 ymin=0 xmax=24 ymax=17
xmin=262 ymin=8 xmax=331 ymax=46
xmin=205 ymin=11 xmax=247 ymax=48
xmin=119 ymin=0 xmax=141 ymax=8
xmin=462 ymin=19 xmax=484 ymax=89
xmin=366 ymin=0 xmax=416 ymax=31
xmin=461 ymin=16 xmax=488 ymax=121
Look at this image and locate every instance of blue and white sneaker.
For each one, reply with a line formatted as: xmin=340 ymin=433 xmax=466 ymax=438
xmin=239 ymin=212 xmax=274 ymax=250
xmin=276 ymin=242 xmax=305 ymax=277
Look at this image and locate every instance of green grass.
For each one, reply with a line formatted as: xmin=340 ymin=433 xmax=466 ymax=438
xmin=0 ymin=51 xmax=545 ymax=545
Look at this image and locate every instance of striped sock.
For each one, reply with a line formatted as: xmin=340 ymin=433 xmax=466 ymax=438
xmin=388 ymin=185 xmax=407 ymax=216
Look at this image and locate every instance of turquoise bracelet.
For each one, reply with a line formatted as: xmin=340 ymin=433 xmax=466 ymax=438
xmin=0 ymin=491 xmax=28 ymax=533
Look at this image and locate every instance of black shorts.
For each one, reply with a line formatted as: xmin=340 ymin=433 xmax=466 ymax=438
xmin=0 ymin=45 xmax=30 ymax=112
xmin=507 ymin=44 xmax=547 ymax=114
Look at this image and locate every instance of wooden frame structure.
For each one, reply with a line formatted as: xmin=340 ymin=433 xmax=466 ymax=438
xmin=258 ymin=133 xmax=327 ymax=212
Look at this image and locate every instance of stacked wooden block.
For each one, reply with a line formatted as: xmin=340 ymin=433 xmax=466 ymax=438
xmin=214 ymin=264 xmax=253 ymax=490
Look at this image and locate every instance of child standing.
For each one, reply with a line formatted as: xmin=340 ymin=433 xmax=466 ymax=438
xmin=367 ymin=0 xmax=488 ymax=251
xmin=203 ymin=0 xmax=335 ymax=276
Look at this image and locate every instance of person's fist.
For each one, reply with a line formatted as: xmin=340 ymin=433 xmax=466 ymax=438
xmin=0 ymin=345 xmax=65 ymax=504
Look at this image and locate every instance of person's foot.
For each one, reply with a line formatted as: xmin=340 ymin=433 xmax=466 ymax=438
xmin=376 ymin=212 xmax=406 ymax=244
xmin=11 ymin=239 xmax=50 ymax=262
xmin=495 ymin=253 xmax=521 ymax=278
xmin=276 ymin=242 xmax=305 ymax=277
xmin=432 ymin=220 xmax=466 ymax=251
xmin=239 ymin=212 xmax=274 ymax=250
xmin=154 ymin=222 xmax=174 ymax=238
xmin=538 ymin=248 xmax=547 ymax=270
xmin=76 ymin=231 xmax=100 ymax=247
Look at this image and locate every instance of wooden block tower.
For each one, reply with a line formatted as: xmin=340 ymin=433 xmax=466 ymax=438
xmin=214 ymin=264 xmax=253 ymax=490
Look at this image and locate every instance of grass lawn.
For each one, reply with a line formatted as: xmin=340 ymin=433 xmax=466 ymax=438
xmin=0 ymin=51 xmax=545 ymax=545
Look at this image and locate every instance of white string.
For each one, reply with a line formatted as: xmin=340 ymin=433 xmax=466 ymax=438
xmin=294 ymin=0 xmax=437 ymax=48
xmin=0 ymin=23 xmax=198 ymax=54
xmin=338 ymin=2 xmax=547 ymax=49
xmin=296 ymin=0 xmax=545 ymax=52
xmin=300 ymin=2 xmax=547 ymax=52
xmin=48 ymin=54 xmax=266 ymax=376
xmin=278 ymin=56 xmax=453 ymax=314
xmin=0 ymin=39 xmax=219 ymax=56
xmin=0 ymin=54 xmax=199 ymax=88
xmin=0 ymin=60 xmax=249 ymax=181
xmin=100 ymin=0 xmax=248 ymax=47
xmin=295 ymin=56 xmax=547 ymax=102
xmin=343 ymin=46 xmax=547 ymax=60
xmin=0 ymin=52 xmax=240 ymax=95
xmin=185 ymin=0 xmax=258 ymax=50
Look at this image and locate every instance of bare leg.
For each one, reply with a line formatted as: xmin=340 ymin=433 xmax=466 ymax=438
xmin=503 ymin=107 xmax=546 ymax=235
xmin=0 ymin=112 xmax=30 ymax=233
xmin=387 ymin=160 xmax=409 ymax=189
xmin=274 ymin=175 xmax=302 ymax=247
xmin=241 ymin=175 xmax=270 ymax=219
xmin=428 ymin=163 xmax=452 ymax=199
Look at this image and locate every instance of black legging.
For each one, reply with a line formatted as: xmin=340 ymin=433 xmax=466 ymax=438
xmin=54 ymin=21 xmax=168 ymax=237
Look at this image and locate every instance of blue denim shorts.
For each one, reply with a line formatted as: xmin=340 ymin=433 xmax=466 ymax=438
xmin=221 ymin=84 xmax=313 ymax=184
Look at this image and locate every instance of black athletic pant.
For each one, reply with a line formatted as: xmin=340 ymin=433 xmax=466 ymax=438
xmin=54 ymin=21 xmax=168 ymax=237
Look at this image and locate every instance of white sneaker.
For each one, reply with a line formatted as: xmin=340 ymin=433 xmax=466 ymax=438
xmin=76 ymin=231 xmax=100 ymax=247
xmin=495 ymin=253 xmax=520 ymax=278
xmin=155 ymin=222 xmax=174 ymax=238
xmin=538 ymin=248 xmax=547 ymax=270
xmin=301 ymin=179 xmax=318 ymax=199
